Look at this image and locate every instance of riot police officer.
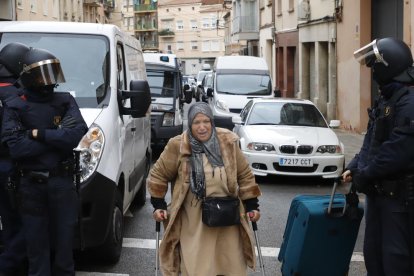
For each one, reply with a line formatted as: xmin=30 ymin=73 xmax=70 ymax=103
xmin=343 ymin=37 xmax=414 ymax=275
xmin=1 ymin=47 xmax=88 ymax=276
xmin=0 ymin=42 xmax=30 ymax=276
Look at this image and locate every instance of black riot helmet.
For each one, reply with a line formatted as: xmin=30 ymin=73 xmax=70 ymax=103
xmin=19 ymin=47 xmax=66 ymax=88
xmin=354 ymin=37 xmax=414 ymax=86
xmin=0 ymin=42 xmax=30 ymax=79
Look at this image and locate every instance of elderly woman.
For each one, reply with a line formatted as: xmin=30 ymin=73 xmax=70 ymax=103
xmin=148 ymin=102 xmax=262 ymax=276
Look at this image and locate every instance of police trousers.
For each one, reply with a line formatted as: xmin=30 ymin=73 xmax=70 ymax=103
xmin=19 ymin=173 xmax=77 ymax=276
xmin=364 ymin=195 xmax=411 ymax=276
xmin=0 ymin=158 xmax=26 ymax=273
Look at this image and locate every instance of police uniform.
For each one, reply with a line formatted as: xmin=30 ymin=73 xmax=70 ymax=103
xmin=0 ymin=78 xmax=26 ymax=275
xmin=350 ymin=38 xmax=414 ymax=275
xmin=1 ymin=47 xmax=88 ymax=276
xmin=0 ymin=42 xmax=30 ymax=275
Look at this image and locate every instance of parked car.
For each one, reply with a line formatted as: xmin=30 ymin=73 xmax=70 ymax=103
xmin=232 ymin=98 xmax=345 ymax=180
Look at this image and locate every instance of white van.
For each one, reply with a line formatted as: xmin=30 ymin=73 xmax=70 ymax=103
xmin=0 ymin=21 xmax=152 ymax=263
xmin=143 ymin=53 xmax=192 ymax=147
xmin=203 ymin=56 xmax=274 ymax=129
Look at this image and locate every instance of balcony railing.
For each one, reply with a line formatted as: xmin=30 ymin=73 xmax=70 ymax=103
xmin=135 ymin=23 xmax=158 ymax=31
xmin=232 ymin=15 xmax=259 ymax=33
xmin=141 ymin=40 xmax=159 ymax=49
xmin=158 ymin=29 xmax=175 ymax=36
xmin=134 ymin=4 xmax=157 ymax=12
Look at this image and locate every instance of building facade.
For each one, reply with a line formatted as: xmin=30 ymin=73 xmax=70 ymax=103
xmin=157 ymin=0 xmax=225 ymax=75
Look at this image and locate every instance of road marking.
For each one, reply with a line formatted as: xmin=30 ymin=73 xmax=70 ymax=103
xmin=122 ymin=238 xmax=364 ymax=262
xmin=76 ymin=273 xmax=129 ymax=276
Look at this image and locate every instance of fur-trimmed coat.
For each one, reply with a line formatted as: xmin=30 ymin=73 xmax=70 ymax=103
xmin=147 ymin=128 xmax=262 ymax=276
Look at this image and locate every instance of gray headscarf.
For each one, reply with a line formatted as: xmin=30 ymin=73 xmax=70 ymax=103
xmin=187 ymin=102 xmax=224 ymax=199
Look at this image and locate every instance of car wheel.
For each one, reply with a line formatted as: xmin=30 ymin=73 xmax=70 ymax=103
xmin=95 ymin=191 xmax=123 ymax=264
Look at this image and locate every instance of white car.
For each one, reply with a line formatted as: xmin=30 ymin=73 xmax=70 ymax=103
xmin=232 ymin=98 xmax=345 ymax=179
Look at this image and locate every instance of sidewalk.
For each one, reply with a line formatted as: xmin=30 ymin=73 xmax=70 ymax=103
xmin=333 ymin=128 xmax=365 ymax=167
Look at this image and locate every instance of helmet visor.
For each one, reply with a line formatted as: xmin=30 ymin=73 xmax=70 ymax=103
xmin=22 ymin=59 xmax=66 ymax=86
xmin=354 ymin=39 xmax=389 ymax=67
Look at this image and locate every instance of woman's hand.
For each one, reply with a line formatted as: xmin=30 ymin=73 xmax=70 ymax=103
xmin=248 ymin=210 xmax=260 ymax=222
xmin=153 ymin=209 xmax=167 ymax=222
xmin=342 ymin=170 xmax=352 ymax=183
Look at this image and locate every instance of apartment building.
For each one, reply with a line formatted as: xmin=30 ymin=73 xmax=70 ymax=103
xmin=0 ymin=0 xmax=116 ymax=24
xmin=157 ymin=0 xmax=226 ymax=76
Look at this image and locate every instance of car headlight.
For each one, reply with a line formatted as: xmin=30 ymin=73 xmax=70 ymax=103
xmin=76 ymin=124 xmax=105 ymax=182
xmin=215 ymin=99 xmax=229 ymax=112
xmin=162 ymin=113 xmax=174 ymax=126
xmin=316 ymin=145 xmax=342 ymax=154
xmin=247 ymin=142 xmax=275 ymax=152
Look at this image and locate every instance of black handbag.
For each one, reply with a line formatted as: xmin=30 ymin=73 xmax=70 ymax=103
xmin=202 ymin=196 xmax=241 ymax=227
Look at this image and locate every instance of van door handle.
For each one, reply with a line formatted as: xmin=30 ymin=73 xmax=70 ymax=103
xmin=131 ymin=127 xmax=136 ymax=132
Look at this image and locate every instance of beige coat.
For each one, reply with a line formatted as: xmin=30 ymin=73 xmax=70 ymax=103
xmin=147 ymin=128 xmax=262 ymax=276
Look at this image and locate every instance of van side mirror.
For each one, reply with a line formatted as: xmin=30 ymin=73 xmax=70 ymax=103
xmin=120 ymin=80 xmax=151 ymax=118
xmin=207 ymin=87 xmax=213 ymax=97
xmin=232 ymin=115 xmax=242 ymax=125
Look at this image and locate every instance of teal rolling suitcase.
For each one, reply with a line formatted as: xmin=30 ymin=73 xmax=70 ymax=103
xmin=278 ymin=180 xmax=364 ymax=276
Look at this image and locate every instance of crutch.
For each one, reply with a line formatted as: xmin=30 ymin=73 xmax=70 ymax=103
xmin=251 ymin=215 xmax=266 ymax=276
xmin=155 ymin=221 xmax=161 ymax=276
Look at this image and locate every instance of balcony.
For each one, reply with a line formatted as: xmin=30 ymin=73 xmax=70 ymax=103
xmin=141 ymin=40 xmax=159 ymax=50
xmin=134 ymin=4 xmax=157 ymax=12
xmin=231 ymin=15 xmax=259 ymax=41
xmin=135 ymin=23 xmax=158 ymax=32
xmin=158 ymin=29 xmax=175 ymax=37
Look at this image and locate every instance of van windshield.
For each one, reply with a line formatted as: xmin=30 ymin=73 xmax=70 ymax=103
xmin=146 ymin=69 xmax=178 ymax=102
xmin=216 ymin=74 xmax=271 ymax=95
xmin=0 ymin=33 xmax=110 ymax=108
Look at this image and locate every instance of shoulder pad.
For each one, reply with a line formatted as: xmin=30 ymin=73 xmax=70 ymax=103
xmin=4 ymin=96 xmax=28 ymax=110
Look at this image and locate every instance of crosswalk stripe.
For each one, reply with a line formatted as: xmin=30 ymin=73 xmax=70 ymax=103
xmin=122 ymin=238 xmax=364 ymax=262
xmin=76 ymin=273 xmax=129 ymax=276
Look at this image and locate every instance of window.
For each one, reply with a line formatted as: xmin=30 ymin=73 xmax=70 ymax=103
xmin=30 ymin=0 xmax=37 ymax=13
xmin=211 ymin=40 xmax=219 ymax=51
xmin=277 ymin=0 xmax=282 ymax=15
xmin=211 ymin=16 xmax=217 ymax=29
xmin=288 ymin=0 xmax=294 ymax=11
xmin=43 ymin=0 xmax=48 ymax=15
xmin=202 ymin=40 xmax=210 ymax=52
xmin=190 ymin=20 xmax=198 ymax=30
xmin=52 ymin=0 xmax=58 ymax=17
xmin=191 ymin=41 xmax=198 ymax=50
xmin=176 ymin=20 xmax=183 ymax=30
xmin=177 ymin=41 xmax=184 ymax=50
xmin=162 ymin=19 xmax=173 ymax=30
xmin=202 ymin=18 xmax=210 ymax=29
xmin=17 ymin=0 xmax=23 ymax=9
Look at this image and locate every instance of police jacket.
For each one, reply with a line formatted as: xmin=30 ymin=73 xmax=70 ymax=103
xmin=1 ymin=89 xmax=88 ymax=171
xmin=356 ymin=83 xmax=414 ymax=180
xmin=0 ymin=79 xmax=21 ymax=158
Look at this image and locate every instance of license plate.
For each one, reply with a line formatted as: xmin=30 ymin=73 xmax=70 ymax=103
xmin=279 ymin=157 xmax=313 ymax=167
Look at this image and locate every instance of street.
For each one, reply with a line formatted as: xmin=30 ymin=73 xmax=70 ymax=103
xmin=74 ymin=114 xmax=368 ymax=275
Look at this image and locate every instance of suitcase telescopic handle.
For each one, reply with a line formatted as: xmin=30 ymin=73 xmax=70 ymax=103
xmin=327 ymin=176 xmax=346 ymax=215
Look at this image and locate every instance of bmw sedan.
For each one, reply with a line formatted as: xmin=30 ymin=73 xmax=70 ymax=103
xmin=232 ymin=98 xmax=345 ymax=179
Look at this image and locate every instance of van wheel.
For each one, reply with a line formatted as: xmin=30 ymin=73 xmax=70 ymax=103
xmin=96 ymin=192 xmax=123 ymax=264
xmin=135 ymin=153 xmax=150 ymax=207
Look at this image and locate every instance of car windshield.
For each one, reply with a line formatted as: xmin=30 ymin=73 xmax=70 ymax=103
xmin=197 ymin=71 xmax=211 ymax=83
xmin=247 ymin=102 xmax=328 ymax=128
xmin=0 ymin=33 xmax=110 ymax=108
xmin=216 ymin=74 xmax=271 ymax=95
